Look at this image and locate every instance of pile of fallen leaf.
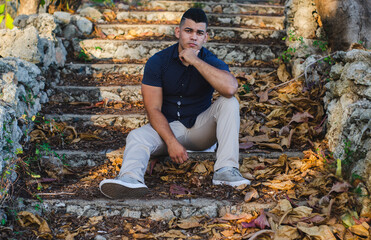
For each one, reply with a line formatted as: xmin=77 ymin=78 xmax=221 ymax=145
xmin=9 ymin=150 xmax=371 ymax=239
xmin=236 ymin=64 xmax=327 ymax=152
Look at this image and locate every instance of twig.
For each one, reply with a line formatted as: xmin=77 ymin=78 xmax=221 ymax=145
xmin=304 ymin=52 xmax=337 ymax=83
xmin=245 ymin=229 xmax=275 ymax=240
xmin=268 ymin=52 xmax=338 ymax=93
xmin=37 ymin=192 xmax=75 ymax=196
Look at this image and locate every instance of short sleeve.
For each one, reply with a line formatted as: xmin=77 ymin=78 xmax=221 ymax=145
xmin=142 ymin=55 xmax=163 ymax=87
xmin=204 ymin=54 xmax=230 ymax=72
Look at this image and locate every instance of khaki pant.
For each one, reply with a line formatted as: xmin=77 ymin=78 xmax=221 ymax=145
xmin=118 ymin=96 xmax=240 ymax=183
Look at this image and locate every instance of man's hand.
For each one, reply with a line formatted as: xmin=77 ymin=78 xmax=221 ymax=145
xmin=179 ymin=48 xmax=200 ymax=66
xmin=167 ymin=140 xmax=188 ymax=164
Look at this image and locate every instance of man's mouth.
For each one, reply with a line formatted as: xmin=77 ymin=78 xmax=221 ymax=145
xmin=188 ymin=43 xmax=197 ymax=47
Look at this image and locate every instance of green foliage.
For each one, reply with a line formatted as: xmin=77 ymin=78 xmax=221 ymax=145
xmin=78 ymin=49 xmax=91 ymax=62
xmin=91 ymin=0 xmax=115 ymax=7
xmin=341 ymin=139 xmax=354 ymax=166
xmin=39 ymin=0 xmax=46 ymax=7
xmin=313 ymin=40 xmax=328 ymax=52
xmin=0 ymin=2 xmax=14 ymax=29
xmin=192 ymin=2 xmax=205 ymax=9
xmin=239 ymin=83 xmax=251 ymax=95
xmin=280 ymin=47 xmax=295 ymax=63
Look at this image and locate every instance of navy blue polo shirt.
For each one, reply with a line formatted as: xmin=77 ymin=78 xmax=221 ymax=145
xmin=142 ymin=43 xmax=230 ymax=128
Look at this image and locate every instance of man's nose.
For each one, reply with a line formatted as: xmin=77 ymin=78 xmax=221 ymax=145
xmin=190 ymin=32 xmax=197 ymax=39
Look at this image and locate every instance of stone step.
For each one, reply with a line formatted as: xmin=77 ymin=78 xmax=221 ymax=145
xmin=63 ymin=63 xmax=276 ymax=76
xmin=76 ymin=39 xmax=285 ymax=64
xmin=31 ymin=122 xmax=129 ymax=153
xmin=50 ymin=85 xmax=142 ymax=103
xmin=114 ymin=11 xmax=284 ymax=29
xmin=97 ymin=24 xmax=285 ymax=43
xmin=44 ymin=113 xmax=147 ymax=128
xmin=142 ymin=1 xmax=284 ymax=16
xmin=54 ymin=149 xmax=304 ymax=168
xmin=18 ymin=197 xmax=275 ymax=220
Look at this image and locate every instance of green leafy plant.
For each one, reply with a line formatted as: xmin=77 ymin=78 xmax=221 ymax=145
xmin=192 ymin=2 xmax=205 ymax=9
xmin=0 ymin=0 xmax=14 ymax=29
xmin=341 ymin=139 xmax=354 ymax=166
xmin=313 ymin=40 xmax=328 ymax=52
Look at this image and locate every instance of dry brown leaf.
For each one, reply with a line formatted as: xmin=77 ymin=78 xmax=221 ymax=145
xmin=270 ymin=199 xmax=293 ymax=216
xmin=221 ymin=229 xmax=235 ymax=237
xmin=289 ymin=112 xmax=314 ymax=125
xmin=241 ymin=134 xmax=270 ymax=143
xmin=297 ymin=222 xmax=336 ymax=240
xmin=274 ymin=225 xmax=300 ymax=240
xmin=177 ymin=216 xmax=202 ymax=229
xmin=244 ymin=188 xmax=259 ymax=202
xmin=193 ymin=162 xmax=208 ymax=174
xmin=277 ymin=63 xmax=291 ymax=82
xmin=349 ymin=224 xmax=370 ymax=237
xmin=79 ymin=133 xmax=103 ymax=140
xmin=157 ymin=229 xmax=187 ymax=238
xmin=266 ymin=108 xmax=286 ymax=121
xmin=263 ymin=180 xmax=295 ymax=190
xmin=258 ymin=143 xmax=283 ymax=151
xmin=29 ymin=129 xmax=48 ymax=142
xmin=17 ymin=211 xmax=52 ymax=238
xmin=88 ymin=216 xmax=103 ymax=225
xmin=258 ymin=90 xmax=269 ymax=103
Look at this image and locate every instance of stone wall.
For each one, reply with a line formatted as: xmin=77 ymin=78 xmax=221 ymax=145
xmin=284 ymin=0 xmax=371 ymax=191
xmin=0 ymin=58 xmax=47 ymax=200
xmin=324 ymin=50 xmax=371 ymax=184
xmin=0 ymin=12 xmax=86 ymax=202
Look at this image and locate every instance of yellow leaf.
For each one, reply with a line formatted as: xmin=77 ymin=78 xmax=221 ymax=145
xmin=31 ymin=115 xmax=36 ymax=121
xmin=263 ymin=180 xmax=295 ymax=190
xmin=221 ymin=229 xmax=235 ymax=237
xmin=193 ymin=162 xmax=207 ymax=173
xmin=0 ymin=4 xmax=5 ymax=14
xmin=0 ymin=15 xmax=4 ymax=25
xmin=5 ymin=13 xmax=13 ymax=29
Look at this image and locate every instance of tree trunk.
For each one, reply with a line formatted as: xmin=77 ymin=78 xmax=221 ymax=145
xmin=17 ymin=0 xmax=39 ymax=15
xmin=314 ymin=0 xmax=371 ymax=50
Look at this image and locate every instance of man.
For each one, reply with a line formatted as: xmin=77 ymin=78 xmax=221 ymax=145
xmin=99 ymin=8 xmax=250 ymax=199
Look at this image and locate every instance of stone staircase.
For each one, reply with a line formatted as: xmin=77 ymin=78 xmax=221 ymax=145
xmin=19 ymin=0 xmax=299 ymax=228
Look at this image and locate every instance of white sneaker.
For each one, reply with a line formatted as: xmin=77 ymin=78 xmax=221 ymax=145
xmin=212 ymin=167 xmax=251 ymax=187
xmin=99 ymin=175 xmax=148 ymax=199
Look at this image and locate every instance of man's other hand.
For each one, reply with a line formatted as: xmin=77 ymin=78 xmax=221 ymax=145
xmin=167 ymin=141 xmax=188 ymax=164
xmin=179 ymin=49 xmax=200 ymax=66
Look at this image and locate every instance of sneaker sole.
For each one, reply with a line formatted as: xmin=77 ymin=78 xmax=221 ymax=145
xmin=212 ymin=179 xmax=251 ymax=187
xmin=99 ymin=180 xmax=149 ymax=199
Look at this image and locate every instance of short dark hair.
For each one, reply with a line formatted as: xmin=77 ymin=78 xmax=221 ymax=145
xmin=180 ymin=8 xmax=208 ymax=27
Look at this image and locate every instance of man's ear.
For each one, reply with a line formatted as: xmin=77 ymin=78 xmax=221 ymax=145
xmin=175 ymin=27 xmax=180 ymax=38
xmin=204 ymin=32 xmax=209 ymax=43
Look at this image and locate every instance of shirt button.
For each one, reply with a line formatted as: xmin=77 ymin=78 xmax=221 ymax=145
xmin=181 ymin=84 xmax=184 ymax=86
xmin=177 ymin=112 xmax=180 ymax=117
xmin=177 ymin=101 xmax=181 ymax=105
xmin=180 ymin=96 xmax=183 ymax=98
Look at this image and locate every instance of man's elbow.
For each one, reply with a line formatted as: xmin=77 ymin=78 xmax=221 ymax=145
xmin=223 ymin=86 xmax=238 ymax=98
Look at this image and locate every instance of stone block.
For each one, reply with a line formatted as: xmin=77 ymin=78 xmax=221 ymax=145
xmin=79 ymin=7 xmax=103 ymax=21
xmin=54 ymin=11 xmax=72 ymax=25
xmin=150 ymin=208 xmax=175 ymax=221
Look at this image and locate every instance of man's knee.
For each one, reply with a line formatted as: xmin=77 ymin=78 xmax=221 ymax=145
xmin=217 ymin=96 xmax=239 ymax=112
xmin=126 ymin=124 xmax=161 ymax=147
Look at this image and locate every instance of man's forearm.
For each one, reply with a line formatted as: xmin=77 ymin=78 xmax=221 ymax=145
xmin=147 ymin=109 xmax=177 ymax=145
xmin=193 ymin=58 xmax=238 ymax=98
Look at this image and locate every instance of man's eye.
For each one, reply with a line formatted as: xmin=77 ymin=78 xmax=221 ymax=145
xmin=185 ymin=29 xmax=191 ymax=33
xmin=197 ymin=31 xmax=205 ymax=36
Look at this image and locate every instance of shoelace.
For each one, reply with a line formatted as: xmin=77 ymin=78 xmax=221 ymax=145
xmin=230 ymin=169 xmax=242 ymax=177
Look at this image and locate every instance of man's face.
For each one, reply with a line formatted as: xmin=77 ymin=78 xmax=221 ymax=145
xmin=175 ymin=18 xmax=208 ymax=52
